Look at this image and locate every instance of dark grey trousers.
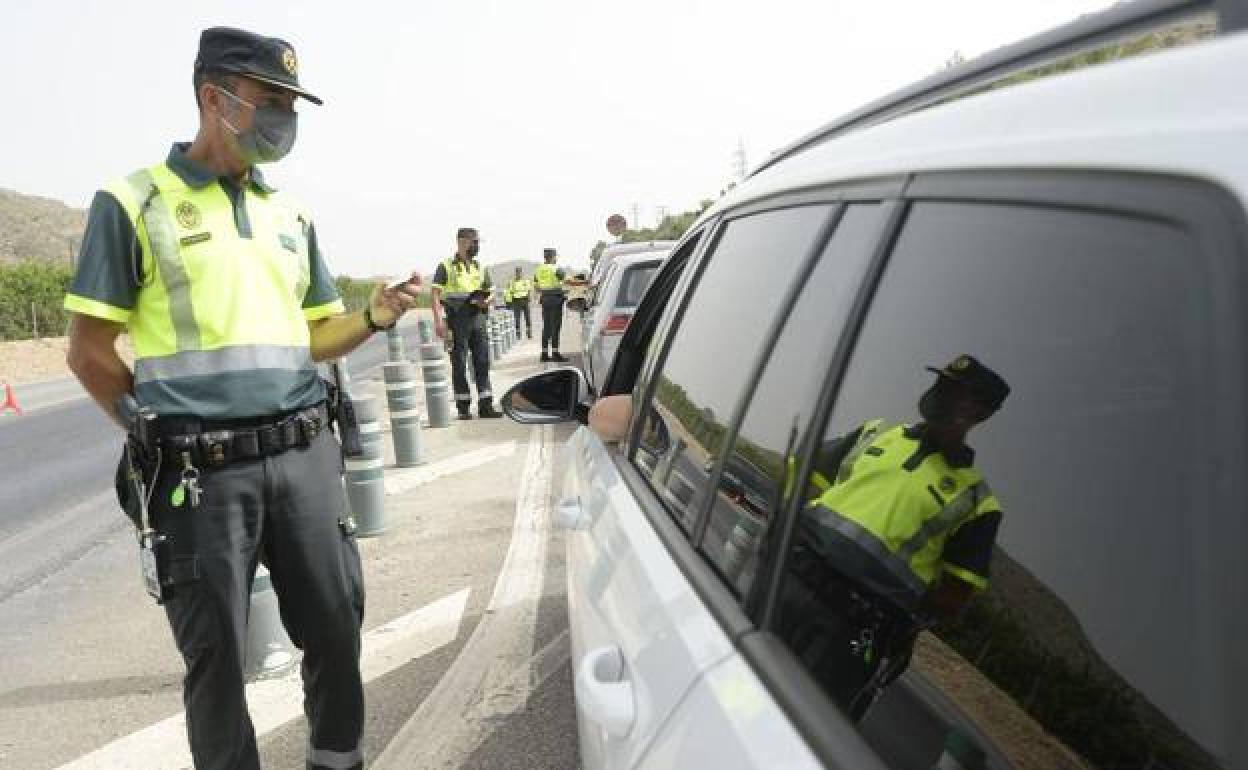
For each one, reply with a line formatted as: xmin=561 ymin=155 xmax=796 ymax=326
xmin=541 ymin=296 xmax=564 ymax=352
xmin=510 ymin=301 xmax=532 ymax=337
xmin=448 ymin=308 xmax=493 ymax=407
xmin=154 ymin=428 xmax=365 ymax=770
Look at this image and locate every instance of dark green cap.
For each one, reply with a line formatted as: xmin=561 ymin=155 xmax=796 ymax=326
xmin=926 ymin=354 xmax=1010 ymax=410
xmin=195 ymin=27 xmax=322 ymax=105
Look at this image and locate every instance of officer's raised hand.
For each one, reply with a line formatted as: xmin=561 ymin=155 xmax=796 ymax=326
xmin=369 ymin=272 xmax=422 ymax=329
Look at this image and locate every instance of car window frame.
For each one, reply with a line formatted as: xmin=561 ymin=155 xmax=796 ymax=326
xmin=604 ymin=179 xmax=909 ymax=770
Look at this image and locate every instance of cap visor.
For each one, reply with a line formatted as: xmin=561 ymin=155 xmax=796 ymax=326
xmin=242 ymin=73 xmax=323 ymax=105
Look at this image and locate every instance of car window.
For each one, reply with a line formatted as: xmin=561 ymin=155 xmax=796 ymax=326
xmin=773 ymin=199 xmax=1234 ymax=769
xmin=698 ymin=205 xmax=888 ymax=600
xmin=634 ymin=205 xmax=833 ymax=531
xmin=615 ymin=262 xmax=660 ymax=308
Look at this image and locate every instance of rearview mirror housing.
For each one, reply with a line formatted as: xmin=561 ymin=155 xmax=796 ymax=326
xmin=502 ymin=367 xmax=590 ymax=424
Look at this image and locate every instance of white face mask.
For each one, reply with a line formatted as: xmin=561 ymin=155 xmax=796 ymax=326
xmin=215 ymin=86 xmax=298 ymax=165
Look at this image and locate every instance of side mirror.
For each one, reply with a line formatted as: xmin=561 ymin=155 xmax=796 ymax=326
xmin=502 ymin=367 xmax=590 ymax=424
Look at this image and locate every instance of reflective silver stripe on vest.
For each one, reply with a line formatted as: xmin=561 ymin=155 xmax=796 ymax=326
xmin=807 ymin=504 xmax=928 ymax=598
xmin=133 ymin=345 xmax=314 ymax=383
xmin=307 ymin=743 xmax=363 ymax=769
xmin=897 ymin=480 xmax=990 ymax=562
xmin=125 ymin=170 xmax=201 ymax=351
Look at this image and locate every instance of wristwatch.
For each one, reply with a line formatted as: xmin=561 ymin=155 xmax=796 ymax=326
xmin=364 ymin=305 xmax=396 ymax=333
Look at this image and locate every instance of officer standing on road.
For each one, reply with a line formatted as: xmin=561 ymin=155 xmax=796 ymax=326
xmin=506 ymin=266 xmax=533 ymax=339
xmin=782 ymin=355 xmax=1009 ymax=721
xmin=62 ymin=28 xmax=421 ymax=770
xmin=535 ymin=247 xmax=567 ymax=362
xmin=431 ymin=228 xmax=505 ymax=419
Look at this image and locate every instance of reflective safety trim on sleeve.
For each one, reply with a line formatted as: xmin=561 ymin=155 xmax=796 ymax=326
xmin=896 ymin=480 xmax=989 ymax=563
xmin=133 ymin=344 xmax=314 ymax=383
xmin=806 ymin=503 xmax=928 ymax=599
xmin=943 ymin=562 xmax=989 ymax=590
xmin=307 ymin=743 xmax=363 ymax=769
xmin=477 ymin=390 xmax=493 ymax=399
xmin=125 ymin=170 xmax=202 ymax=351
xmin=63 ymin=293 xmax=133 ymax=323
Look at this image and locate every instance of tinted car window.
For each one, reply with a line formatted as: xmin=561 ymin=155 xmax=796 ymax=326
xmin=635 ymin=205 xmax=832 ymax=531
xmin=616 ymin=262 xmax=660 ymax=308
xmin=699 ymin=205 xmax=887 ymax=599
xmin=774 ymin=200 xmax=1233 ymax=769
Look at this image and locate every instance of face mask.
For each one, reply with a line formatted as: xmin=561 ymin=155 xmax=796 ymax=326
xmin=217 ymin=87 xmax=298 ymax=165
xmin=467 ymin=244 xmax=480 ymax=258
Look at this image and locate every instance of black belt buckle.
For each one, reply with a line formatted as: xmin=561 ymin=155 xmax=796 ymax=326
xmin=302 ymin=413 xmax=321 ymax=441
xmin=200 ymin=430 xmax=232 ymax=467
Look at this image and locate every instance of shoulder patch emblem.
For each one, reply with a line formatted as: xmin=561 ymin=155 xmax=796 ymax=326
xmin=282 ymin=48 xmax=298 ymax=76
xmin=940 ymin=476 xmax=957 ymax=494
xmin=175 ymin=201 xmax=201 ymax=229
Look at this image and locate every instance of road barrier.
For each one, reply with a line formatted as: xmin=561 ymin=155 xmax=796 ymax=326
xmin=383 ymin=361 xmax=424 ymax=467
xmin=346 ymin=393 xmax=387 ymax=536
xmin=244 ymin=565 xmax=297 ymax=680
xmin=417 ymin=320 xmax=451 ymax=428
xmin=385 ymin=325 xmax=406 ymax=362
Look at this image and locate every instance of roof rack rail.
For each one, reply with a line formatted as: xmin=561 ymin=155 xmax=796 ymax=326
xmin=751 ymin=0 xmax=1243 ymax=178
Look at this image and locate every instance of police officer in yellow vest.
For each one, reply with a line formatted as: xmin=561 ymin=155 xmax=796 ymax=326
xmin=431 ymin=228 xmax=504 ymax=419
xmin=782 ymin=355 xmax=1009 ymax=721
xmin=507 ymin=266 xmax=534 ymax=339
xmin=535 ymin=247 xmax=567 ymax=362
xmin=63 ymin=28 xmax=420 ymax=770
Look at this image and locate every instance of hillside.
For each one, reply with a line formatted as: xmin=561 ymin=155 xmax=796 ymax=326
xmin=0 ymin=188 xmax=86 ymax=265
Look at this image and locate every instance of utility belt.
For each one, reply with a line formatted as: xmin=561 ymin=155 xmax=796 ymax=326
xmin=154 ymin=402 xmax=330 ymax=468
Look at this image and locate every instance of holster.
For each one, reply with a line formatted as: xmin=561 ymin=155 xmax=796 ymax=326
xmin=323 ymin=376 xmax=363 ymax=457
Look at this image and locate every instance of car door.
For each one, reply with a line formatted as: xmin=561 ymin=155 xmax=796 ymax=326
xmin=638 ymin=202 xmax=900 ymax=770
xmin=565 ymin=203 xmax=839 ymax=770
xmin=584 ymin=263 xmax=619 ymax=386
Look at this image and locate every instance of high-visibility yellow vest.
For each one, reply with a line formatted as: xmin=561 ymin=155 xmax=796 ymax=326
xmin=508 ymin=278 xmax=532 ymax=301
xmin=535 ymin=263 xmax=562 ymax=293
xmin=804 ymin=421 xmax=1000 ymax=608
xmin=67 ymin=162 xmax=341 ymax=417
xmin=435 ymin=257 xmax=486 ymax=300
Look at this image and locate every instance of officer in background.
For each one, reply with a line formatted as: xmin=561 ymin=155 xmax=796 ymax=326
xmin=431 ymin=228 xmax=504 ymax=419
xmin=535 ymin=247 xmax=567 ymax=362
xmin=63 ymin=28 xmax=421 ymax=770
xmin=507 ymin=266 xmax=534 ymax=339
xmin=781 ymin=355 xmax=1009 ymax=721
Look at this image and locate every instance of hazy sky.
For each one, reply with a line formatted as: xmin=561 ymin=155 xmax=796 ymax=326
xmin=1 ymin=0 xmax=1112 ymax=278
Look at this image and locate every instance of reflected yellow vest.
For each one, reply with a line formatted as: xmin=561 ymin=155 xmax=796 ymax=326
xmin=808 ymin=421 xmax=999 ymax=600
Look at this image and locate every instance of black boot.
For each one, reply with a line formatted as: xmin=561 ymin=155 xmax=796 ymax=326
xmin=457 ymin=403 xmax=474 ymax=420
xmin=479 ymin=398 xmax=505 ymax=419
xmin=540 ymin=351 xmax=550 ymax=362
xmin=551 ymin=351 xmax=567 ymax=362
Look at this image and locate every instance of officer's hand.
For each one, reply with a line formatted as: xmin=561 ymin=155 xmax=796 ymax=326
xmin=434 ymin=317 xmax=447 ymax=339
xmin=371 ymin=272 xmax=422 ymax=327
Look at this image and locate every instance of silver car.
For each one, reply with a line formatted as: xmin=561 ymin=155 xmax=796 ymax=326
xmin=581 ymin=251 xmax=666 ymax=393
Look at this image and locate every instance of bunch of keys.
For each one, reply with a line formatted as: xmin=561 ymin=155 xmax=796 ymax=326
xmin=171 ymin=451 xmax=203 ymax=508
xmin=849 ymin=627 xmax=875 ymax=664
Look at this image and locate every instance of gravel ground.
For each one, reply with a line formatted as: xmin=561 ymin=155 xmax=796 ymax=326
xmin=0 ymin=335 xmax=133 ymax=386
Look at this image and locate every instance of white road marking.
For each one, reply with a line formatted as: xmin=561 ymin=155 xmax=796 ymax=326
xmin=374 ymin=424 xmax=554 ymax=769
xmin=383 ymin=440 xmax=517 ymax=496
xmin=55 ymin=588 xmax=470 ymax=770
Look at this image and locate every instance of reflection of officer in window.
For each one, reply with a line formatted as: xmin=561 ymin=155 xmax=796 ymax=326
xmin=781 ymin=355 xmax=1010 ymax=721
